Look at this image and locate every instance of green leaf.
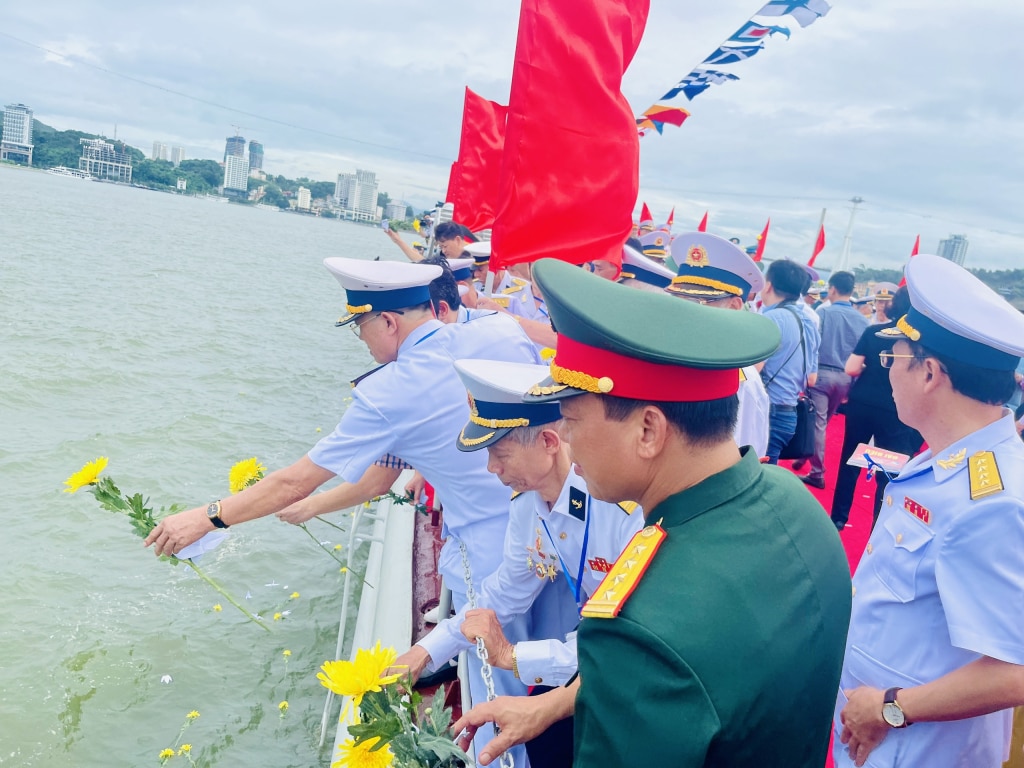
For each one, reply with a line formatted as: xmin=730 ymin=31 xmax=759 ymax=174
xmin=426 ymin=687 xmax=454 ymax=736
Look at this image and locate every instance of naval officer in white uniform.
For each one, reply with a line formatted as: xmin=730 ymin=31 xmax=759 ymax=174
xmin=466 ymin=241 xmax=546 ymax=322
xmin=394 ymin=360 xmax=643 ymax=696
xmin=664 ymin=232 xmax=771 ymax=457
xmin=835 ymin=254 xmax=1024 ymax=768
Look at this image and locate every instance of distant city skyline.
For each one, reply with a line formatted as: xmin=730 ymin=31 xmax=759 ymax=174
xmin=937 ymin=234 xmax=969 ymax=267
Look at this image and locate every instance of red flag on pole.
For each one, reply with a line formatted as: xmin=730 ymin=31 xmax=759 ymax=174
xmin=898 ymin=234 xmax=920 ymax=287
xmin=445 ymin=161 xmax=460 ymax=206
xmin=697 ymin=211 xmax=709 ymax=232
xmin=808 ymin=225 xmax=826 ymax=267
xmin=665 ymin=206 xmax=675 ymax=230
xmin=451 ymin=88 xmax=508 ymax=233
xmin=639 ymin=202 xmax=654 ymax=226
xmin=753 ymin=218 xmax=770 ymax=262
xmin=490 ymin=0 xmax=650 ymax=270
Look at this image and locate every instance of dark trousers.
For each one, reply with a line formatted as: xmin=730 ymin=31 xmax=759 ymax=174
xmin=525 ymin=685 xmax=574 ymax=768
xmin=830 ymin=401 xmax=923 ymax=529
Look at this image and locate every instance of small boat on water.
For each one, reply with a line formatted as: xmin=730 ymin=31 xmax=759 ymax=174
xmin=47 ymin=166 xmax=92 ymax=180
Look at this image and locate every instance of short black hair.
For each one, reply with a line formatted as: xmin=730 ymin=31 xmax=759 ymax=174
xmin=600 ymin=394 xmax=739 ymax=447
xmin=889 ymin=286 xmax=911 ymax=318
xmin=420 ymin=254 xmax=462 ymax=312
xmin=828 ymin=271 xmax=856 ymax=296
xmin=765 ymin=260 xmax=809 ymax=300
xmin=434 ymin=221 xmax=477 ymax=243
xmin=908 ymin=342 xmax=1017 ymax=405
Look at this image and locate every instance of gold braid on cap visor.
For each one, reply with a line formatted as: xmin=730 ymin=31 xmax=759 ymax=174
xmin=896 ymin=315 xmax=922 ymax=341
xmin=669 ymin=275 xmax=743 ymax=296
xmin=550 ymin=360 xmax=615 ymax=394
xmin=459 ymin=427 xmax=497 ymax=447
xmin=346 ymin=303 xmax=373 ymax=314
xmin=468 ymin=412 xmax=531 ymax=429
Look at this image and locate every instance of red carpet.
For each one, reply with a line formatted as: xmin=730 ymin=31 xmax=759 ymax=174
xmin=778 ymin=412 xmax=876 ymax=768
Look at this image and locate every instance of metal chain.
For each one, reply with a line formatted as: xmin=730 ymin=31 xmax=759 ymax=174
xmin=458 ymin=539 xmax=514 ymax=768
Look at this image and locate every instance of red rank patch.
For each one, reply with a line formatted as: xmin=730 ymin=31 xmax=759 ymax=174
xmin=903 ymin=497 xmax=931 ymax=525
xmin=588 ymin=556 xmax=613 ymax=573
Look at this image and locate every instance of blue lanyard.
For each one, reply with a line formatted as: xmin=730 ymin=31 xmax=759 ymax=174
xmin=539 ymin=495 xmax=592 ymax=614
xmin=863 ymin=453 xmax=896 ymax=482
xmin=413 ymin=326 xmax=442 ymax=347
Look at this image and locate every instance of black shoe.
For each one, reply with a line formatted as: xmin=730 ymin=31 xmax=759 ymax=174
xmin=800 ymin=474 xmax=825 ymax=490
xmin=791 ymin=459 xmax=807 ymax=471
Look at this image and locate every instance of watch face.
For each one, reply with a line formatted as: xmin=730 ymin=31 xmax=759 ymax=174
xmin=882 ymin=702 xmax=905 ymax=727
xmin=207 ymin=503 xmax=219 ymax=518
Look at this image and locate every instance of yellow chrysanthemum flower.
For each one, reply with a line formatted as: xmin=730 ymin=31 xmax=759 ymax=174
xmin=178 ymin=744 xmax=191 ymax=755
xmin=278 ymin=700 xmax=289 ymax=712
xmin=317 ymin=642 xmax=402 ymax=707
xmin=63 ymin=457 xmax=108 ymax=494
xmin=290 ymin=592 xmax=300 ymax=600
xmin=228 ymin=457 xmax=266 ymax=495
xmin=273 ymin=613 xmax=283 ymax=621
xmin=282 ymin=649 xmax=292 ymax=657
xmin=159 ymin=748 xmax=176 ymax=759
xmin=186 ymin=710 xmax=200 ymax=720
xmin=333 ymin=544 xmax=342 ymax=551
xmin=332 ymin=737 xmax=394 ymax=768
xmin=213 ymin=604 xmax=222 ymax=612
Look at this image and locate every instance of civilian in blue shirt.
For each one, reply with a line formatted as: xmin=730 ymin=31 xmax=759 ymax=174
xmin=758 ymin=260 xmax=821 ymax=463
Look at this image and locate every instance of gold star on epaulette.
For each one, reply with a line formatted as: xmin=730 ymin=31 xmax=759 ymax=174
xmin=969 ymin=451 xmax=1004 ymax=500
xmin=580 ymin=524 xmax=667 ymax=619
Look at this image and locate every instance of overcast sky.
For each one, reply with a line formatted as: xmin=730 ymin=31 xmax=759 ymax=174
xmin=2 ymin=1 xmax=1022 ymax=269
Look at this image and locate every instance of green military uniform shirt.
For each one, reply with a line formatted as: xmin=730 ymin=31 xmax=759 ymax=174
xmin=574 ymin=448 xmax=851 ymax=767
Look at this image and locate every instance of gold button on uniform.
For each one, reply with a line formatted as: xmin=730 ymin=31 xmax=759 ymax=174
xmin=866 ymin=543 xmax=873 ymax=554
xmin=535 ymin=677 xmax=543 ymax=684
xmin=559 ymin=532 xmax=567 ymax=540
xmin=852 ymin=586 xmax=857 ymax=597
xmin=886 ymin=496 xmax=892 ymax=506
xmin=896 ymin=533 xmax=903 ymax=544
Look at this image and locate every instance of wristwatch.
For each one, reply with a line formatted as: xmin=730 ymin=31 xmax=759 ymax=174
xmin=882 ymin=687 xmax=908 ymax=728
xmin=207 ymin=500 xmax=230 ymax=529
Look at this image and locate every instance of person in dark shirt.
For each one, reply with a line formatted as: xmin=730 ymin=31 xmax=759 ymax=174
xmin=829 ymin=286 xmax=923 ymax=530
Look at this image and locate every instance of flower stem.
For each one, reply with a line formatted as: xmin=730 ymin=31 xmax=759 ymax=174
xmin=298 ymin=523 xmax=347 ymax=566
xmin=180 ymin=559 xmax=270 ymax=632
xmin=312 ymin=515 xmax=347 ymax=533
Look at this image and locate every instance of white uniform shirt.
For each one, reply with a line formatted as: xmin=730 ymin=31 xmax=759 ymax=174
xmin=417 ymin=466 xmax=644 ymax=685
xmin=833 ymin=412 xmax=1024 ymax=768
xmin=737 ymin=366 xmax=769 ymax=457
xmin=478 ymin=272 xmax=545 ymax=322
xmin=308 ymin=315 xmax=542 ymax=586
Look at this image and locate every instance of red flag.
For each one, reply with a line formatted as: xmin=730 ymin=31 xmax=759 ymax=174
xmin=451 ymin=88 xmax=508 ymax=233
xmin=666 ymin=206 xmax=675 ymax=229
xmin=445 ymin=161 xmax=460 ymax=205
xmin=490 ymin=0 xmax=650 ymax=270
xmin=640 ymin=202 xmax=654 ymax=224
xmin=753 ymin=218 xmax=770 ymax=262
xmin=808 ymin=224 xmax=826 ymax=267
xmin=697 ymin=211 xmax=709 ymax=232
xmin=898 ymin=234 xmax=920 ymax=287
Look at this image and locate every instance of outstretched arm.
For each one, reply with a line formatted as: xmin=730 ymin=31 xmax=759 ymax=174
xmin=385 ymin=228 xmax=424 ymax=262
xmin=276 ymin=463 xmax=401 ymax=524
xmin=144 ymin=455 xmax=335 ymax=556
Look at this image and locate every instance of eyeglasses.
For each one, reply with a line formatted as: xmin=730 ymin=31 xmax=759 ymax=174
xmin=878 ymin=352 xmax=921 ymax=369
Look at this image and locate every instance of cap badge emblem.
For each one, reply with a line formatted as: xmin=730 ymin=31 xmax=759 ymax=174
xmin=686 ymin=245 xmax=710 ymax=267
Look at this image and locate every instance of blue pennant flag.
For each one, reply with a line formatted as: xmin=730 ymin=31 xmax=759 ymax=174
xmin=702 ymin=43 xmax=765 ymax=66
xmin=730 ymin=20 xmax=791 ymax=42
xmin=755 ymin=0 xmax=831 ymax=28
xmin=661 ymin=69 xmax=740 ymax=101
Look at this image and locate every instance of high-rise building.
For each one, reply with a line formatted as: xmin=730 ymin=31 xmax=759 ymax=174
xmin=170 ymin=146 xmax=185 ymax=167
xmin=248 ymin=140 xmax=263 ymax=171
xmin=936 ymin=234 xmax=969 ymax=267
xmin=335 ymin=172 xmax=356 ymax=207
xmin=152 ymin=141 xmax=168 ymax=161
xmin=224 ymin=135 xmax=245 ymax=162
xmin=354 ymin=169 xmax=378 ymax=216
xmin=79 ymin=138 xmax=132 ymax=182
xmin=223 ymin=154 xmax=249 ymax=194
xmin=297 ymin=186 xmax=311 ymax=211
xmin=1 ymin=103 xmax=34 ymax=165
xmin=384 ymin=201 xmax=408 ymax=221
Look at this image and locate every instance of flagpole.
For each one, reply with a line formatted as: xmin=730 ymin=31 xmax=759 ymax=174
xmin=811 ymin=207 xmax=826 ymax=263
xmin=838 ymin=196 xmax=863 ymax=271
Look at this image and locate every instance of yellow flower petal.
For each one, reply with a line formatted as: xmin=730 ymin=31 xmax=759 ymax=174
xmin=178 ymin=744 xmax=191 ymax=754
xmin=63 ymin=457 xmax=108 ymax=493
xmin=278 ymin=700 xmax=289 ymax=712
xmin=316 ymin=642 xmax=401 ymax=706
xmin=282 ymin=649 xmax=292 ymax=657
xmin=213 ymin=604 xmax=222 ymax=612
xmin=186 ymin=710 xmax=200 ymax=720
xmin=159 ymin=748 xmax=175 ymax=759
xmin=273 ymin=613 xmax=283 ymax=621
xmin=290 ymin=592 xmax=300 ymax=600
xmin=228 ymin=457 xmax=266 ymax=495
xmin=332 ymin=737 xmax=394 ymax=768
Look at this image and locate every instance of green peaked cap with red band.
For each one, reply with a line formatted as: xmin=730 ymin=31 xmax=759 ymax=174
xmin=523 ymin=258 xmax=781 ymax=403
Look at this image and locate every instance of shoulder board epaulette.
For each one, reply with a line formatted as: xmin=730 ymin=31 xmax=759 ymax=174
xmin=510 ymin=491 xmax=523 ymax=501
xmin=511 ymin=277 xmax=528 ymax=287
xmin=617 ymin=501 xmax=639 ymax=515
xmin=739 ymin=368 xmax=747 ymax=383
xmin=581 ymin=524 xmax=667 ymax=619
xmin=969 ymin=451 xmax=1004 ymax=500
xmin=350 ymin=363 xmax=390 ymax=388
xmin=489 ymin=296 xmax=511 ymax=307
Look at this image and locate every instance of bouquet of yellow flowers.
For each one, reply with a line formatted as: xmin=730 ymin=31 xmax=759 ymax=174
xmin=318 ymin=642 xmax=468 ymax=768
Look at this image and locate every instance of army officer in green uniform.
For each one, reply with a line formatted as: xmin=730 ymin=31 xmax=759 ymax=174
xmin=456 ymin=258 xmax=852 ymax=767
